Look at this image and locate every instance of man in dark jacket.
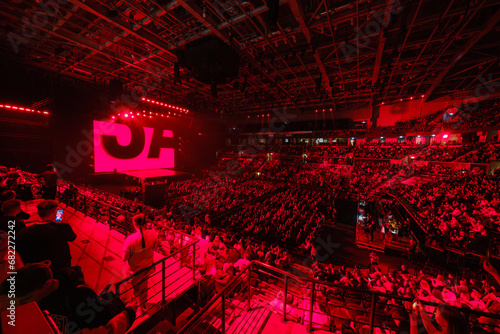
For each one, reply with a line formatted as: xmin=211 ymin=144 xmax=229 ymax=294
xmin=17 ymin=200 xmax=77 ymax=272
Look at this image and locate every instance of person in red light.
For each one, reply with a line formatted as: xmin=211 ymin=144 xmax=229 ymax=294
xmin=122 ymin=214 xmax=159 ymax=314
xmin=38 ymin=164 xmax=59 ymax=200
xmin=411 ymin=302 xmax=469 ymax=334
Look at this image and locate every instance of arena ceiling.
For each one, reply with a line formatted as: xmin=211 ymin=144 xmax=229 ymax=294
xmin=1 ymin=0 xmax=499 ymax=116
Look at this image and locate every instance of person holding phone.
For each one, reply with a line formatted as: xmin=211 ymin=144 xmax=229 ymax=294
xmin=17 ymin=200 xmax=77 ymax=273
xmin=410 ymin=300 xmax=469 ymax=334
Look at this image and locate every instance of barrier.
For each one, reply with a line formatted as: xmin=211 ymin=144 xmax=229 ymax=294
xmin=179 ymin=261 xmax=500 ymax=334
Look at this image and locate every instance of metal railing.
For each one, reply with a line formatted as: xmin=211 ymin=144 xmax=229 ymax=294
xmin=57 ymin=184 xmax=174 ymax=236
xmin=179 ymin=261 xmax=500 ymax=334
xmin=56 ymin=184 xmax=201 ymax=319
xmin=113 ymin=234 xmax=200 ymax=319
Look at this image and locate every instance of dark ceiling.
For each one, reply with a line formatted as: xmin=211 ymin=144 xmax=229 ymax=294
xmin=1 ymin=0 xmax=499 ymax=116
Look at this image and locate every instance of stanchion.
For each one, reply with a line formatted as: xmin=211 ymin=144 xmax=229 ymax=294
xmin=221 ymin=291 xmax=226 ymax=334
xmin=368 ymin=294 xmax=376 ymax=334
xmin=308 ymin=282 xmax=315 ymax=332
xmin=162 ymin=260 xmax=166 ymax=305
xmin=283 ymin=275 xmax=288 ymax=322
xmin=247 ymin=266 xmax=252 ymax=311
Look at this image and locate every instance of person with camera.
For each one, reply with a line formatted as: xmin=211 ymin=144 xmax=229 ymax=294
xmin=17 ymin=200 xmax=77 ymax=273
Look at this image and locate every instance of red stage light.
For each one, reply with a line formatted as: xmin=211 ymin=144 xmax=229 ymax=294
xmin=421 ymin=95 xmax=425 ymax=98
xmin=443 ymin=134 xmax=449 ymax=139
xmin=410 ymin=97 xmax=413 ymax=100
xmin=43 ymin=111 xmax=49 ymax=115
xmin=19 ymin=107 xmax=25 ymax=110
xmin=141 ymin=97 xmax=145 ymax=101
xmin=111 ymin=116 xmax=116 ymax=119
xmin=124 ymin=114 xmax=129 ymax=117
xmin=12 ymin=107 xmax=18 ymax=109
xmin=5 ymin=105 xmax=11 ymax=108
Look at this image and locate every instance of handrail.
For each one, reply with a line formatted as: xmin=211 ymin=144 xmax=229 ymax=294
xmin=252 ymin=261 xmax=498 ymax=318
xmin=180 ymin=260 xmax=500 ymax=333
xmin=177 ymin=261 xmax=253 ymax=333
xmin=57 ymin=183 xmax=201 ymax=314
xmin=57 ymin=183 xmax=196 ymax=241
xmin=113 ymin=240 xmax=199 ymax=288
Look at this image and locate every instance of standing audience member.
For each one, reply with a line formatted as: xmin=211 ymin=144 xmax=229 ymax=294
xmin=123 ymin=214 xmax=159 ymax=314
xmin=38 ymin=164 xmax=58 ymax=200
xmin=17 ymin=200 xmax=76 ymax=272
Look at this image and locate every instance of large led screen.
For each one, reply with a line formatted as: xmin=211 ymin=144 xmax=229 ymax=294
xmin=93 ymin=120 xmax=175 ymax=172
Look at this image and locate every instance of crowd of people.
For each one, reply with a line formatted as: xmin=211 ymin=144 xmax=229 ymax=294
xmin=394 ymin=167 xmax=497 ymax=253
xmin=274 ymin=260 xmax=500 ymax=333
xmin=416 ymin=144 xmax=474 ymax=162
xmin=1 ymin=99 xmax=500 ymax=332
xmin=216 ymin=187 xmax=328 ymax=250
xmin=457 ymin=142 xmax=500 ymax=163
